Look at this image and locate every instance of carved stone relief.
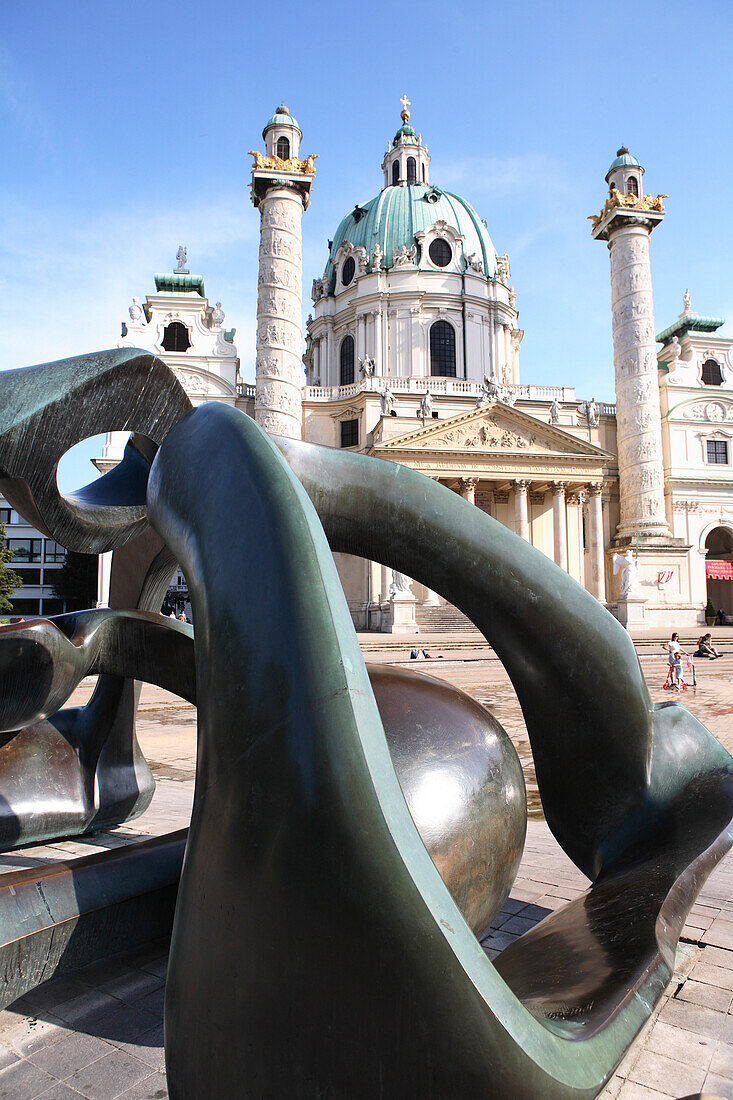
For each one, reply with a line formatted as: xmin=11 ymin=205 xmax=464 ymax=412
xmin=682 ymin=402 xmax=733 ymax=422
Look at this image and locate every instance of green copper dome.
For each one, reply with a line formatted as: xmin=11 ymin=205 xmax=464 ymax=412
xmin=324 ymin=183 xmax=498 ymax=287
xmin=393 ymin=124 xmax=418 ymax=144
xmin=262 ymin=104 xmax=302 ymax=139
xmin=605 ymin=146 xmax=641 ymax=181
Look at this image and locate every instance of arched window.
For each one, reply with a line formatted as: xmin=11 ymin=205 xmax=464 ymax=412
xmin=276 ymin=136 xmax=290 ymax=160
xmin=162 ymin=321 xmax=191 ymax=352
xmin=626 ymin=176 xmax=639 ymax=196
xmin=430 ymin=320 xmax=456 ymax=377
xmin=392 ymin=160 xmax=399 ymax=186
xmin=422 ymin=164 xmax=426 ymax=182
xmin=406 ymin=156 xmax=417 ymax=184
xmin=341 ymin=256 xmax=355 ymax=287
xmin=340 ymin=335 xmax=355 ymax=385
xmin=702 ymin=359 xmax=724 ymax=386
xmin=429 ymin=238 xmax=452 ymax=267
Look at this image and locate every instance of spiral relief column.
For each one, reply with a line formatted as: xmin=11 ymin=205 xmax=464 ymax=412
xmin=250 ymin=105 xmax=316 ymax=440
xmin=591 ymin=148 xmax=669 ymax=542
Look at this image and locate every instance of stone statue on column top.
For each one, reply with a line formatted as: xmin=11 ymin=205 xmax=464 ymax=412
xmin=548 ymin=398 xmax=560 ymax=424
xmin=175 ymin=246 xmax=188 ymax=274
xmin=418 ymin=391 xmax=432 ymax=420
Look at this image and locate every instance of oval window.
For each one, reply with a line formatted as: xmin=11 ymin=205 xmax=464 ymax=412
xmin=429 ymin=238 xmax=452 ymax=268
xmin=342 ymin=256 xmax=356 ymax=286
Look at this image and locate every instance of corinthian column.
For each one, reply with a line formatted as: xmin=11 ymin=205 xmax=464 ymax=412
xmin=587 ymin=483 xmax=606 ymax=602
xmin=591 ymin=156 xmax=669 ymax=541
xmin=458 ymin=477 xmax=479 ymax=505
xmin=551 ymin=482 xmax=568 ymax=570
xmin=513 ymin=480 xmax=530 ymax=541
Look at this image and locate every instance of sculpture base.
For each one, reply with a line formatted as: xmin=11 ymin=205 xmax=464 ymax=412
xmin=617 ymin=595 xmax=647 ymax=629
xmin=385 ymin=594 xmax=419 ymax=634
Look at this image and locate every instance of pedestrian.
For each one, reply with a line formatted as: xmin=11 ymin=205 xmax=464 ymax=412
xmin=663 ymin=632 xmax=688 ymax=690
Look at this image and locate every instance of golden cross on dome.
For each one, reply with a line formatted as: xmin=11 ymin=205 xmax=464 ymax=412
xmin=400 ymin=94 xmax=411 ymax=121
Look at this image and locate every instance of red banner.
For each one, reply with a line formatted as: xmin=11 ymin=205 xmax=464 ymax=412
xmin=706 ymin=559 xmax=733 ymax=580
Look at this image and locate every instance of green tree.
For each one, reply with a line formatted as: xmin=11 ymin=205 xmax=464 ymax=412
xmin=0 ymin=523 xmax=23 ymax=615
xmin=51 ymin=551 xmax=98 ymax=612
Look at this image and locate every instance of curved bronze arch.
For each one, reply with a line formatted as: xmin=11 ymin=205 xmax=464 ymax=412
xmin=149 ymin=404 xmax=733 ymax=1098
xmin=0 ymin=348 xmax=191 ymax=554
xmin=0 ymin=350 xmax=729 ymax=1097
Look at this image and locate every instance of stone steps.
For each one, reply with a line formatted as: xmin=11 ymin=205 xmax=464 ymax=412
xmin=414 ymin=604 xmax=481 ymax=633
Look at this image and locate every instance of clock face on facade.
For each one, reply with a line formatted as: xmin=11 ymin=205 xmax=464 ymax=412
xmin=707 ymin=402 xmax=726 ymax=423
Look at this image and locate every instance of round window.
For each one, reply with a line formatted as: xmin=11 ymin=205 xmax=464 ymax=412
xmin=429 ymin=238 xmax=452 ymax=268
xmin=342 ymin=256 xmax=356 ymax=286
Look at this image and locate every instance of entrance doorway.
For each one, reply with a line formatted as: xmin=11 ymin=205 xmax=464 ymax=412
xmin=705 ymin=526 xmax=733 ymax=622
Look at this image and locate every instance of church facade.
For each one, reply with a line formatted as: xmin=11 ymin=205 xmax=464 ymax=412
xmin=87 ymin=101 xmax=733 ymax=632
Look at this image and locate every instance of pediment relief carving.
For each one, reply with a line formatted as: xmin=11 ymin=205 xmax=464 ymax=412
xmin=376 ymin=406 xmax=606 ymax=459
xmin=426 ymin=416 xmax=547 ymax=452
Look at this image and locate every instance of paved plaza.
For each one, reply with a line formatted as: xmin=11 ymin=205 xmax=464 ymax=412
xmin=0 ymin=634 xmax=731 ymax=1098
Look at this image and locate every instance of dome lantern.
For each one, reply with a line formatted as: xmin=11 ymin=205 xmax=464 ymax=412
xmin=382 ymin=95 xmax=430 ymax=188
xmin=605 ymin=146 xmax=644 ymax=198
xmin=262 ymin=103 xmax=302 ymax=161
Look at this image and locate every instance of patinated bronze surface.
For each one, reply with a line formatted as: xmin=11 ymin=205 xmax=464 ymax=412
xmin=0 ymin=354 xmax=729 ymax=1098
xmin=0 ymin=612 xmax=525 ymax=938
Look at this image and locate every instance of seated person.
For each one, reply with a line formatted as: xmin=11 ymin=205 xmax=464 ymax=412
xmin=694 ymin=633 xmax=720 ymax=659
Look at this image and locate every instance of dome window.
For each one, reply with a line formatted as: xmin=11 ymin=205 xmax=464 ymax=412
xmin=626 ymin=175 xmax=639 ymax=196
xmin=276 ymin=136 xmax=290 ymax=160
xmin=430 ymin=320 xmax=456 ymax=377
xmin=392 ymin=161 xmax=400 ymax=186
xmin=341 ymin=256 xmax=355 ymax=287
xmin=406 ymin=156 xmax=417 ymax=184
xmin=429 ymin=238 xmax=452 ymax=268
xmin=702 ymin=359 xmax=724 ymax=386
xmin=340 ymin=335 xmax=355 ymax=385
xmin=162 ymin=321 xmax=191 ymax=353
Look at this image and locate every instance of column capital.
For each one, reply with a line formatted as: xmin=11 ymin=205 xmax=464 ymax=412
xmin=513 ymin=479 xmax=530 ymax=492
xmin=551 ymin=480 xmax=568 ymax=495
xmin=587 ymin=482 xmax=603 ymax=497
xmin=459 ymin=477 xmax=480 ymax=490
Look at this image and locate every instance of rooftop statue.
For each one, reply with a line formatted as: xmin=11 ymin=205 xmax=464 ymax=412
xmin=0 ymin=350 xmax=729 ymax=1098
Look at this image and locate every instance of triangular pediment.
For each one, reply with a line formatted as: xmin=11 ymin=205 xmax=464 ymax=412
xmin=372 ymin=402 xmax=610 ymax=459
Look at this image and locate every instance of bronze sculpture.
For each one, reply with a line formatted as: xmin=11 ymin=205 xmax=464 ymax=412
xmin=0 ymin=350 xmax=729 ymax=1097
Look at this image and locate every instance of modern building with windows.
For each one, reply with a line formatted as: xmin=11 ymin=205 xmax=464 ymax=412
xmin=0 ymin=504 xmax=69 ymax=618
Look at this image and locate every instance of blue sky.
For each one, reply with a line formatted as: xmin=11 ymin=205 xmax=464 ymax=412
xmin=2 ymin=0 xmax=732 ymax=489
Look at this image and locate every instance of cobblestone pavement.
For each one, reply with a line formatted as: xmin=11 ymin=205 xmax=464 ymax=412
xmin=0 ymin=644 xmax=731 ymax=1098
